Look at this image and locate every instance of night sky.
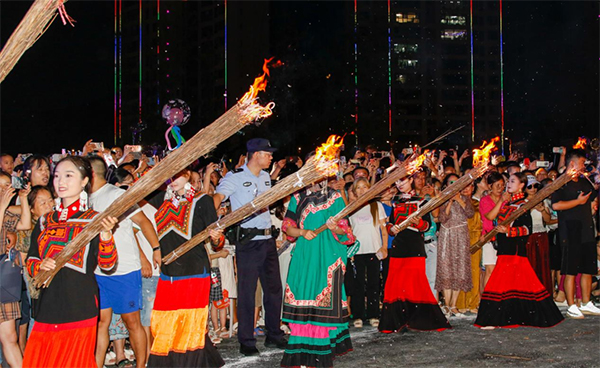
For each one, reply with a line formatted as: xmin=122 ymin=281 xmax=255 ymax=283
xmin=0 ymin=1 xmax=598 ymax=158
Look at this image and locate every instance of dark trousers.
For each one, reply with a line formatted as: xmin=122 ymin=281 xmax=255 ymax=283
xmin=236 ymin=238 xmax=284 ymax=347
xmin=350 ymin=253 xmax=381 ymax=320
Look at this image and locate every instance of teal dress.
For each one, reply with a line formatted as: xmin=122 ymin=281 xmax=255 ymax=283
xmin=281 ymin=189 xmax=356 ymax=368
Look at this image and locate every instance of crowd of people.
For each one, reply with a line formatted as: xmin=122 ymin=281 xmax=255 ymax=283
xmin=0 ymin=136 xmax=598 ymax=368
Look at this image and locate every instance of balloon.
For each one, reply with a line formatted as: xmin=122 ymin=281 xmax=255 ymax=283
xmin=162 ymin=99 xmax=191 ymax=127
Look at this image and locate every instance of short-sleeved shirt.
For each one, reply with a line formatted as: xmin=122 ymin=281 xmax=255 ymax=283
xmin=479 ymin=195 xmax=497 ymax=235
xmin=551 ymin=178 xmax=598 ymax=245
xmin=216 ymin=164 xmax=272 ymax=240
xmin=90 ymin=184 xmax=142 ymax=275
xmin=350 ymin=202 xmax=386 ymax=255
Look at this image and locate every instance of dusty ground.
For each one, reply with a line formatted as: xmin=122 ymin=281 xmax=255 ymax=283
xmin=218 ymin=307 xmax=600 ymax=368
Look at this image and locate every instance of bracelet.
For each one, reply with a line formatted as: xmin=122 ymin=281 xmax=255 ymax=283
xmin=152 ymin=246 xmax=161 ymax=251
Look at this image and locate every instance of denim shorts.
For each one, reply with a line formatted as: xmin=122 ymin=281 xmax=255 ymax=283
xmin=140 ymin=276 xmax=159 ymax=327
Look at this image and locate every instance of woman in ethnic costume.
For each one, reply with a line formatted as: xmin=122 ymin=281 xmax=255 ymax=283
xmin=148 ymin=168 xmax=225 ymax=367
xmin=475 ymin=172 xmax=564 ymax=329
xmin=24 ymin=156 xmax=118 ymax=368
xmin=280 ymin=182 xmax=356 ymax=368
xmin=379 ymin=176 xmax=451 ymax=333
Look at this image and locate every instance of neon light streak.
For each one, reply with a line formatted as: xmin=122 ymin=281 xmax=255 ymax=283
xmin=387 ymin=0 xmax=392 ymax=137
xmin=470 ymin=0 xmax=475 ymax=141
xmin=354 ymin=0 xmax=359 ymax=145
xmin=118 ymin=0 xmax=122 ymax=139
xmin=224 ymin=0 xmax=228 ymax=111
xmin=499 ymin=0 xmax=505 ymax=155
xmin=139 ymin=0 xmax=142 ymax=124
xmin=157 ymin=0 xmax=160 ymax=107
xmin=114 ymin=0 xmax=117 ymax=144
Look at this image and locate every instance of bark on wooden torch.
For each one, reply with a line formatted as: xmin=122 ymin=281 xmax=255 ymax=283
xmin=33 ymin=63 xmax=276 ymax=287
xmin=162 ymin=135 xmax=344 ymax=265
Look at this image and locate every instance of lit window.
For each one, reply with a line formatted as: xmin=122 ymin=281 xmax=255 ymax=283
xmin=394 ymin=43 xmax=418 ymax=53
xmin=441 ymin=29 xmax=467 ymax=40
xmin=396 ymin=12 xmax=419 ymax=23
xmin=398 ymin=59 xmax=418 ymax=68
xmin=441 ymin=15 xmax=466 ymax=25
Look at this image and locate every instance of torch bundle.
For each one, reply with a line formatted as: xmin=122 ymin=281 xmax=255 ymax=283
xmin=162 ymin=135 xmax=344 ymax=265
xmin=33 ymin=60 xmax=277 ymax=287
xmin=392 ymin=137 xmax=499 ymax=234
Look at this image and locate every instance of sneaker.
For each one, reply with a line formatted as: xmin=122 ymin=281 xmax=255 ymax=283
xmin=566 ymin=304 xmax=585 ymax=319
xmin=369 ymin=318 xmax=379 ymax=327
xmin=253 ymin=327 xmax=266 ymax=337
xmin=579 ymin=301 xmax=600 ymax=316
xmin=353 ymin=319 xmax=363 ymax=328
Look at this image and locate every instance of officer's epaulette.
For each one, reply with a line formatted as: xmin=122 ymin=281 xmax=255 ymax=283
xmin=232 ymin=168 xmax=243 ymax=173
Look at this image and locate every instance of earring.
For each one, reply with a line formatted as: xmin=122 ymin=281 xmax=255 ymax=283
xmin=184 ymin=182 xmax=196 ymax=201
xmin=79 ymin=190 xmax=88 ymax=212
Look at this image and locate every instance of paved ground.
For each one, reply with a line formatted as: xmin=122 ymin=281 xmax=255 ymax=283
xmin=218 ymin=307 xmax=600 ymax=368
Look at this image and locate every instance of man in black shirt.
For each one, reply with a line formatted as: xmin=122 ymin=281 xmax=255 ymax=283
xmin=552 ymin=149 xmax=600 ymax=319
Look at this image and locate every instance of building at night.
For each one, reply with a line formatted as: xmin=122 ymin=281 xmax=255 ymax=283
xmin=348 ymin=0 xmax=504 ymax=150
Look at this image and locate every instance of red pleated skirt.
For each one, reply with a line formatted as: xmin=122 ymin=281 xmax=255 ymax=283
xmin=23 ymin=317 xmax=97 ymax=368
xmin=475 ymin=255 xmax=564 ymax=329
xmin=379 ymin=257 xmax=451 ymax=332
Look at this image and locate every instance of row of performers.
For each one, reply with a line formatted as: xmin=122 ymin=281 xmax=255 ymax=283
xmin=24 ymin=157 xmax=564 ymax=368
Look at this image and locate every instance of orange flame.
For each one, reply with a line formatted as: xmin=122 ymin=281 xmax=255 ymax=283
xmin=406 ymin=152 xmax=427 ymax=175
xmin=472 ymin=137 xmax=500 ymax=167
xmin=240 ymin=57 xmax=275 ymax=105
xmin=573 ymin=137 xmax=587 ymax=149
xmin=315 ymin=135 xmax=344 ymax=174
xmin=238 ymin=58 xmax=281 ymax=121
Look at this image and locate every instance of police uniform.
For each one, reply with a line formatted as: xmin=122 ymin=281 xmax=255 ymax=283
xmin=216 ymin=163 xmax=284 ymax=348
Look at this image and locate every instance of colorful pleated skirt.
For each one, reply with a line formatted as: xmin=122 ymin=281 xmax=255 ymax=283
xmin=148 ymin=273 xmax=224 ymax=367
xmin=379 ymin=257 xmax=451 ymax=333
xmin=23 ymin=316 xmax=97 ymax=368
xmin=475 ymin=255 xmax=564 ymax=329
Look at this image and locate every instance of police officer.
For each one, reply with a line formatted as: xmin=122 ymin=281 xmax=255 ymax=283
xmin=213 ymin=138 xmax=287 ymax=356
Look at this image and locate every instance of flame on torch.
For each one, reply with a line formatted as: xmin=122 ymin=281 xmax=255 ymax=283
xmin=315 ymin=135 xmax=344 ymax=175
xmin=472 ymin=137 xmax=500 ymax=167
xmin=573 ymin=137 xmax=587 ymax=149
xmin=238 ymin=57 xmax=280 ymax=121
xmin=406 ymin=151 xmax=428 ymax=176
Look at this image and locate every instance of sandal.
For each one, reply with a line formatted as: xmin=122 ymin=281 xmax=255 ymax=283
xmin=217 ymin=327 xmax=231 ymax=339
xmin=450 ymin=307 xmax=464 ymax=317
xmin=254 ymin=327 xmax=266 ymax=337
xmin=116 ymin=359 xmax=134 ymax=368
xmin=104 ymin=351 xmax=117 ymax=366
xmin=353 ymin=319 xmax=363 ymax=328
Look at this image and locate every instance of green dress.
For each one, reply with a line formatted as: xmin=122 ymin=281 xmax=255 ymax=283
xmin=281 ymin=189 xmax=356 ymax=368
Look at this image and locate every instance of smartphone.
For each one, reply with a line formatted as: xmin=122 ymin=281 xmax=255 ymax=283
xmin=103 ymin=153 xmax=117 ymax=168
xmin=552 ymin=147 xmax=563 ymax=154
xmin=90 ymin=142 xmax=104 ymax=152
xmin=376 ymin=250 xmax=384 ymax=260
xmin=125 ymin=145 xmax=142 ymax=153
xmin=339 ymin=156 xmax=347 ymax=165
xmin=11 ymin=176 xmax=28 ymax=190
xmin=536 ymin=160 xmax=550 ymax=168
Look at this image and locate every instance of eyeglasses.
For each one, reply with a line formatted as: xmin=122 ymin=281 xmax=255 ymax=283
xmin=449 ymin=180 xmax=456 ymax=185
xmin=527 ymin=183 xmax=541 ymax=190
